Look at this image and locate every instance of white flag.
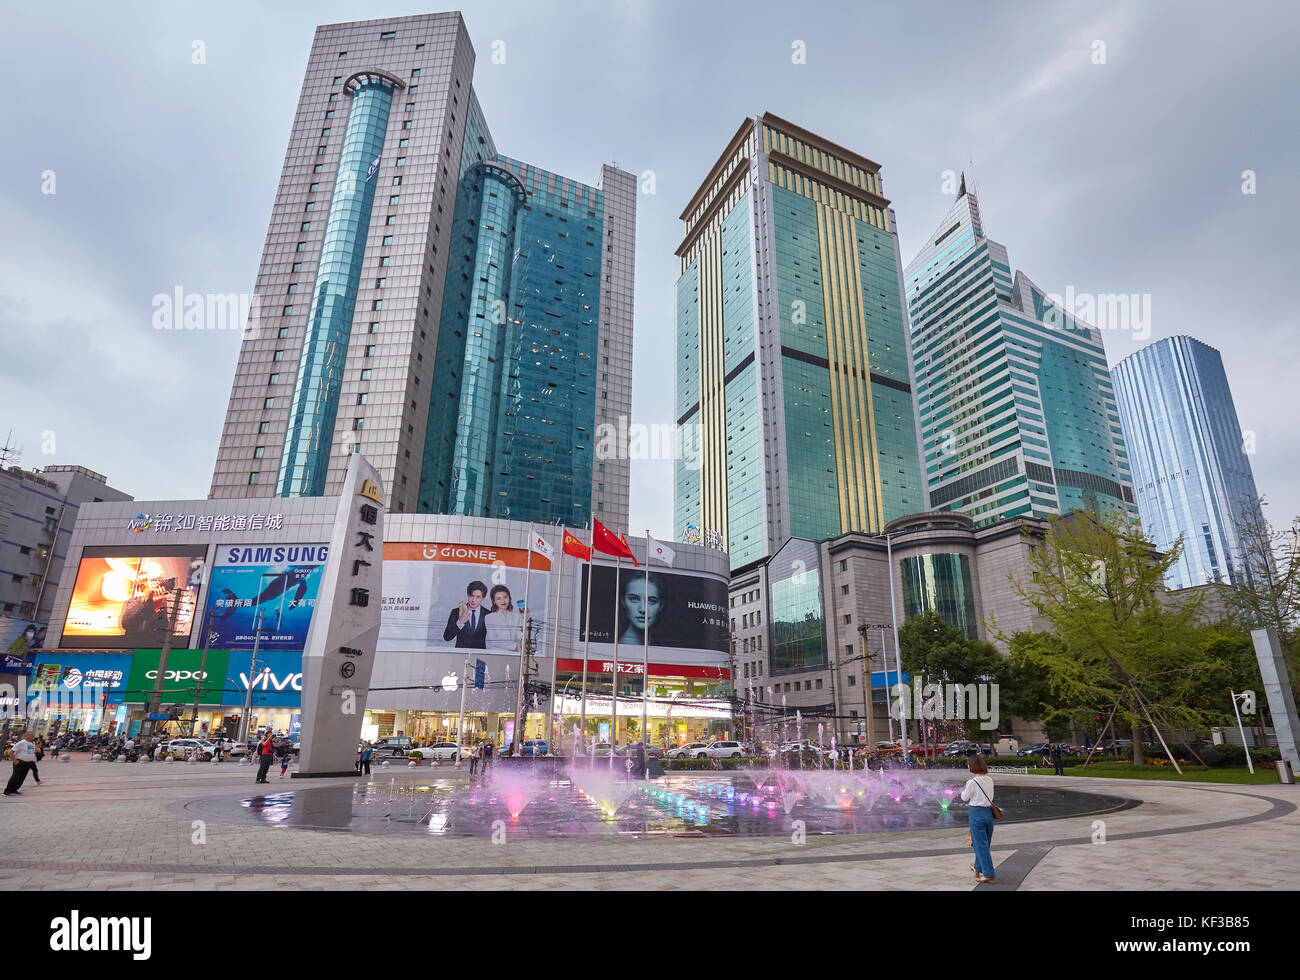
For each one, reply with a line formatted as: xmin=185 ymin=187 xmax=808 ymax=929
xmin=530 ymin=531 xmax=554 ymax=561
xmin=647 ymin=534 xmax=675 ymax=566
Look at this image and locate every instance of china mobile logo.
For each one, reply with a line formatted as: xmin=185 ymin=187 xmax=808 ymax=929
xmin=49 ymin=911 xmax=151 ymax=960
xmin=889 ymin=679 xmax=1000 ymax=730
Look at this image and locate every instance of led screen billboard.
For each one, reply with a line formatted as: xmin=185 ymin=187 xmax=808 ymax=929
xmin=61 ymin=547 xmax=206 ymax=649
xmin=577 ymin=566 xmax=729 ymax=655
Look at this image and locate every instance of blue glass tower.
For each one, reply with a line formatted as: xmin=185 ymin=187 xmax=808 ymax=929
xmin=212 ymin=14 xmax=635 ymax=526
xmin=1112 ymin=336 xmax=1260 ymax=589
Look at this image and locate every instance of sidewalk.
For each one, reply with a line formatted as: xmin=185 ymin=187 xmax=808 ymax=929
xmin=0 ymin=758 xmax=1294 ymax=890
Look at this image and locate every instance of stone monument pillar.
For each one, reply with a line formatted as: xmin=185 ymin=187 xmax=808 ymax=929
xmin=295 ymin=454 xmax=384 ymax=776
xmin=1251 ymin=627 xmax=1300 ymax=773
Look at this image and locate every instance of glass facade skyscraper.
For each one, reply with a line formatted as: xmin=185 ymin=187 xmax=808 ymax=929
xmin=1112 ymin=336 xmax=1260 ymax=589
xmin=211 ymin=13 xmax=634 ymax=529
xmin=904 ymin=188 xmax=1136 ymax=526
xmin=675 ymin=114 xmax=924 ymax=569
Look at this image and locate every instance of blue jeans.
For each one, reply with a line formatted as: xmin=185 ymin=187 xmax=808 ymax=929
xmin=969 ymin=806 xmax=995 ymax=878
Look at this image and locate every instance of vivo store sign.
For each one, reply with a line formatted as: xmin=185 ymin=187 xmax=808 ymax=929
xmin=224 ymin=650 xmax=303 ymax=706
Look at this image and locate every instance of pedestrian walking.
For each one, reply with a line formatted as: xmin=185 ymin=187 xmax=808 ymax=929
xmin=468 ymin=740 xmax=479 ymax=777
xmin=278 ymin=741 xmax=291 ymax=778
xmin=361 ymin=742 xmax=373 ymax=776
xmin=961 ymin=754 xmax=998 ymax=883
xmin=254 ymin=732 xmax=276 ymax=783
xmin=482 ymin=739 xmax=494 ymax=776
xmin=4 ymin=731 xmax=38 ymax=796
xmin=32 ymin=736 xmax=44 ymax=784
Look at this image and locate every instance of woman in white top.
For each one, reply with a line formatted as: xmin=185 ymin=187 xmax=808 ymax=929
xmin=960 ymin=754 xmax=997 ymax=883
xmin=484 ymin=584 xmax=525 ymax=652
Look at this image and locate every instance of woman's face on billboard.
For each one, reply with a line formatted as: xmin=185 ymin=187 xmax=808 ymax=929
xmin=623 ymin=579 xmax=662 ymax=631
xmin=492 ymin=588 xmax=511 ymax=611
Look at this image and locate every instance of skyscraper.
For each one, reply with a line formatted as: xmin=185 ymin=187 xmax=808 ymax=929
xmin=674 ymin=114 xmax=924 ymax=568
xmin=1112 ymin=336 xmax=1260 ymax=589
xmin=904 ymin=186 xmax=1136 ymax=525
xmin=210 ymin=12 xmax=634 ymax=528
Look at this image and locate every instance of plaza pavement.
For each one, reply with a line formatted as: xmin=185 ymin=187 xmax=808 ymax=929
xmin=0 ymin=757 xmax=1294 ymax=891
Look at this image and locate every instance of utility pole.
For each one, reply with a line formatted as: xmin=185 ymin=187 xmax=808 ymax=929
xmin=141 ymin=582 xmax=183 ymax=741
xmin=513 ymin=617 xmax=535 ymax=755
xmin=188 ymin=606 xmax=215 ymax=737
xmin=236 ymin=609 xmax=264 ymax=744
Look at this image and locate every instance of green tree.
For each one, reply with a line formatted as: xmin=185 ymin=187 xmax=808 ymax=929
xmin=1230 ymin=497 xmax=1300 ymax=701
xmin=1003 ymin=510 xmax=1216 ymax=765
xmin=899 ymin=610 xmax=1003 ymax=741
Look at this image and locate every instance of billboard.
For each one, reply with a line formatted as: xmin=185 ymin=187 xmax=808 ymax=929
xmin=125 ymin=649 xmax=230 ymax=703
xmin=224 ymin=649 xmax=303 ymax=707
xmin=25 ymin=653 xmax=132 ymax=705
xmin=204 ymin=543 xmax=328 ymax=650
xmin=61 ymin=546 xmax=206 ymax=649
xmin=378 ymin=542 xmax=550 ymax=654
xmin=578 ymin=565 xmax=729 ymax=655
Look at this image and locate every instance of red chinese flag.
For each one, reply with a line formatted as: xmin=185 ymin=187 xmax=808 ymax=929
xmin=562 ymin=529 xmax=591 ymax=561
xmin=592 ymin=519 xmax=638 ymax=565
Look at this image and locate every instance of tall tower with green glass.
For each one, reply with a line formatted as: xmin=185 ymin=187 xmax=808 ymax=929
xmin=674 ymin=114 xmax=924 ymax=568
xmin=904 ymin=186 xmax=1136 ymax=525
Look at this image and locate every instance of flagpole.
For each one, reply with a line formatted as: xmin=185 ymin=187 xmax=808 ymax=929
xmin=546 ymin=529 xmax=563 ymax=756
xmin=611 ymin=554 xmax=620 ymax=770
xmin=514 ymin=522 xmax=534 ymax=755
xmin=580 ymin=527 xmax=593 ymax=758
xmin=642 ymin=529 xmax=650 ymax=778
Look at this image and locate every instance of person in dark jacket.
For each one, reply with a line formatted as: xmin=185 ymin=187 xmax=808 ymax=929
xmin=1050 ymin=744 xmax=1065 ymax=776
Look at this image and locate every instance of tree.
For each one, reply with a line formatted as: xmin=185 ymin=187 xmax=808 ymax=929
xmin=1002 ymin=510 xmax=1216 ymax=765
xmin=899 ymin=610 xmax=1003 ymax=741
xmin=1231 ymin=497 xmax=1300 ymax=698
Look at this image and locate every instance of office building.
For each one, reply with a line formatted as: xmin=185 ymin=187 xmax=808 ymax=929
xmin=210 ymin=12 xmax=634 ymax=528
xmin=0 ymin=464 xmax=131 ymax=643
xmin=904 ymin=186 xmax=1136 ymax=525
xmin=730 ymin=511 xmax=1051 ymax=746
xmin=674 ymin=114 xmax=924 ymax=568
xmin=1112 ymin=336 xmax=1260 ymax=589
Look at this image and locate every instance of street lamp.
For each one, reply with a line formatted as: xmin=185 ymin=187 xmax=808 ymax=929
xmin=1230 ymin=691 xmax=1255 ymax=774
xmin=869 ymin=531 xmax=908 ymax=760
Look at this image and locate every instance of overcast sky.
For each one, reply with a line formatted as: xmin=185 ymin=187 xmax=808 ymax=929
xmin=1 ymin=0 xmax=1296 ymax=539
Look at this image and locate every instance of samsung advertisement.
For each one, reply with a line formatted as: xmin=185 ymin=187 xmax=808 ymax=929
xmin=61 ymin=546 xmax=206 ymax=649
xmin=378 ymin=542 xmax=550 ymax=654
xmin=203 ymin=543 xmax=327 ymax=650
xmin=578 ymin=566 xmax=729 ymax=655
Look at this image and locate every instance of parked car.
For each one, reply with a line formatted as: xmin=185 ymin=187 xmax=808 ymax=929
xmin=370 ymin=736 xmax=413 ymax=758
xmin=1018 ymin=742 xmax=1052 ymax=757
xmin=667 ymin=741 xmax=708 ymax=760
xmin=701 ymin=740 xmax=744 ymax=759
xmin=409 ymin=741 xmax=470 ymax=761
xmin=519 ymin=738 xmax=549 ymax=756
xmin=209 ymin=737 xmax=248 ymax=756
xmin=779 ymin=741 xmax=823 ymax=757
xmin=943 ymin=740 xmax=982 ymax=756
xmin=164 ymin=738 xmax=217 ymax=761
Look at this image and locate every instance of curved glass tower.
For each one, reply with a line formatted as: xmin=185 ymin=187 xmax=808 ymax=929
xmin=279 ymin=76 xmax=396 ymax=496
xmin=1112 ymin=336 xmax=1260 ymax=589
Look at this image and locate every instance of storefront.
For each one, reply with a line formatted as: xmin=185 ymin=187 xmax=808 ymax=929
xmin=23 ymin=652 xmax=132 ymax=736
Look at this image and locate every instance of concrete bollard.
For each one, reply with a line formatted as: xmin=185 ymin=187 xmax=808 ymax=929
xmin=60 ymin=754 xmax=71 ymax=763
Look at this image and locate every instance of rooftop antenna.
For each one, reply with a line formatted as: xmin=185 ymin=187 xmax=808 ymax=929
xmin=0 ymin=430 xmax=21 ymax=468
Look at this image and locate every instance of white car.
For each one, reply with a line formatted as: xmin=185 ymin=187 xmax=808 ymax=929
xmin=667 ymin=741 xmax=709 ymax=760
xmin=701 ymin=740 xmax=744 ymax=759
xmin=209 ymin=737 xmax=248 ymax=756
xmin=409 ymin=741 xmax=470 ymax=762
xmin=163 ymin=738 xmax=218 ymax=761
